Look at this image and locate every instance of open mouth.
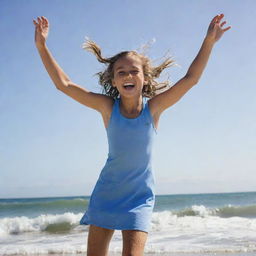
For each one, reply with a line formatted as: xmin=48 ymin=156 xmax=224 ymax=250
xmin=123 ymin=83 xmax=135 ymax=90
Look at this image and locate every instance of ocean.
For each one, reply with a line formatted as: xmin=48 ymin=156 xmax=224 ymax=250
xmin=1 ymin=191 xmax=256 ymax=255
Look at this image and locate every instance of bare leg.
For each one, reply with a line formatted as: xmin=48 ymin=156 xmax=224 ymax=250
xmin=87 ymin=224 xmax=115 ymax=256
xmin=122 ymin=229 xmax=148 ymax=256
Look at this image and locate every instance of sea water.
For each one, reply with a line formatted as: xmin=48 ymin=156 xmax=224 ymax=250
xmin=1 ymin=191 xmax=256 ymax=255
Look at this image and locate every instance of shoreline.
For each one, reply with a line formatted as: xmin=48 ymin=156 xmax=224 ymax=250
xmin=30 ymin=253 xmax=256 ymax=256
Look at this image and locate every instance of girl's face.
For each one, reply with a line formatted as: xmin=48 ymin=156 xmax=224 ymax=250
xmin=112 ymin=54 xmax=147 ymax=98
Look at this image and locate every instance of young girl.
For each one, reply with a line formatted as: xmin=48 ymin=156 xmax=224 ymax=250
xmin=33 ymin=14 xmax=230 ymax=256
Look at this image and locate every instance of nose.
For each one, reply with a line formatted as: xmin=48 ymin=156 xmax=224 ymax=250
xmin=124 ymin=72 xmax=132 ymax=79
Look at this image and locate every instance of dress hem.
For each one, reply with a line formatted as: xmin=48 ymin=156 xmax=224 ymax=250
xmin=79 ymin=218 xmax=149 ymax=233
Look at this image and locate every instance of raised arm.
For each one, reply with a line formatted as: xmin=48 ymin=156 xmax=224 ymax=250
xmin=33 ymin=16 xmax=111 ymax=113
xmin=149 ymin=14 xmax=231 ymax=116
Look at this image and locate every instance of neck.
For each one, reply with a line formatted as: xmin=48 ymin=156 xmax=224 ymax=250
xmin=119 ymin=96 xmax=143 ymax=115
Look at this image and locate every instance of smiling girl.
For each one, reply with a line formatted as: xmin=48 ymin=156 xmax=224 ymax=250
xmin=33 ymin=14 xmax=231 ymax=256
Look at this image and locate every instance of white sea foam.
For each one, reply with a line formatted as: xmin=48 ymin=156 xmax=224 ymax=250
xmin=1 ymin=210 xmax=256 ymax=254
xmin=0 ymin=212 xmax=83 ymax=236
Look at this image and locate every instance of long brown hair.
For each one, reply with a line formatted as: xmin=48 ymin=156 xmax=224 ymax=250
xmin=83 ymin=38 xmax=176 ymax=99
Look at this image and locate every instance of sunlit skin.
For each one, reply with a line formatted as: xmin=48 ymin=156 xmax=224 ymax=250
xmin=32 ymin=13 xmax=232 ymax=256
xmin=32 ymin=14 xmax=231 ymax=118
xmin=112 ymin=55 xmax=148 ymax=117
xmin=206 ymin=14 xmax=231 ymax=42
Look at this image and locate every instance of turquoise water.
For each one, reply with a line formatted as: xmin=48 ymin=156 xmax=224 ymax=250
xmin=1 ymin=191 xmax=256 ymax=219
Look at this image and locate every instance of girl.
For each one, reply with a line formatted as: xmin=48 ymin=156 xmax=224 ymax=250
xmin=33 ymin=14 xmax=231 ymax=256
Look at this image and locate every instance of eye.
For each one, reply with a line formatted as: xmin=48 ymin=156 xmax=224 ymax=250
xmin=131 ymin=70 xmax=139 ymax=75
xmin=118 ymin=71 xmax=125 ymax=76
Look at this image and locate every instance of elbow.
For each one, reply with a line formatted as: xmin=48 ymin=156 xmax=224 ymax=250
xmin=185 ymin=75 xmax=199 ymax=86
xmin=192 ymin=79 xmax=199 ymax=86
xmin=55 ymin=81 xmax=70 ymax=91
xmin=56 ymin=84 xmax=66 ymax=91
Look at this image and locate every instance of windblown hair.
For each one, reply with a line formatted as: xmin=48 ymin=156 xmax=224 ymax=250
xmin=82 ymin=38 xmax=176 ymax=99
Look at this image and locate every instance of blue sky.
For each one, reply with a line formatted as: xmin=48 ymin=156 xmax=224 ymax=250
xmin=1 ymin=0 xmax=255 ymax=198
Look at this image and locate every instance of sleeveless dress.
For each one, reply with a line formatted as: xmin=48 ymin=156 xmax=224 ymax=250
xmin=80 ymin=96 xmax=157 ymax=233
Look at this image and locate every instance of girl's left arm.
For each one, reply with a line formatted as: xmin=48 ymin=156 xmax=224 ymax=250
xmin=151 ymin=14 xmax=231 ymax=115
xmin=185 ymin=13 xmax=231 ymax=83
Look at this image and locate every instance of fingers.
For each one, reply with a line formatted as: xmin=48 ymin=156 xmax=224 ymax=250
xmin=41 ymin=16 xmax=49 ymax=27
xmin=223 ymin=26 xmax=231 ymax=32
xmin=210 ymin=13 xmax=231 ymax=32
xmin=217 ymin=15 xmax=231 ymax=31
xmin=216 ymin=13 xmax=224 ymax=23
xmin=211 ymin=15 xmax=219 ymax=24
xmin=220 ymin=21 xmax=231 ymax=31
xmin=32 ymin=16 xmax=49 ymax=27
xmin=211 ymin=13 xmax=224 ymax=24
xmin=32 ymin=17 xmax=41 ymax=26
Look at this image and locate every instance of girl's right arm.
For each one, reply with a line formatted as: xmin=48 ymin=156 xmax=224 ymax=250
xmin=33 ymin=16 xmax=111 ymax=113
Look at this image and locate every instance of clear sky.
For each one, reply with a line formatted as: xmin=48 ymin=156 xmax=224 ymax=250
xmin=1 ymin=0 xmax=255 ymax=198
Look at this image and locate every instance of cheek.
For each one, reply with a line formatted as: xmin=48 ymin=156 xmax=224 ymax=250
xmin=111 ymin=80 xmax=117 ymax=88
xmin=112 ymin=75 xmax=118 ymax=85
xmin=139 ymin=74 xmax=146 ymax=83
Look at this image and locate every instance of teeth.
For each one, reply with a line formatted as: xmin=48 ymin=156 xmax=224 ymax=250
xmin=124 ymin=83 xmax=134 ymax=86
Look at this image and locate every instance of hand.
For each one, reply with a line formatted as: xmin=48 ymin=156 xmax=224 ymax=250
xmin=33 ymin=16 xmax=49 ymax=48
xmin=206 ymin=14 xmax=231 ymax=43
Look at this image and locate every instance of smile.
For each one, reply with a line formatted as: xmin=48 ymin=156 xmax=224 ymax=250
xmin=123 ymin=83 xmax=135 ymax=89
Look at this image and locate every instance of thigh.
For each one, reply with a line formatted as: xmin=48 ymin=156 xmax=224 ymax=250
xmin=122 ymin=229 xmax=148 ymax=256
xmin=87 ymin=224 xmax=115 ymax=256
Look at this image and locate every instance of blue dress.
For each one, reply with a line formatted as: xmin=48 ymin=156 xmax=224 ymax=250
xmin=80 ymin=97 xmax=157 ymax=233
